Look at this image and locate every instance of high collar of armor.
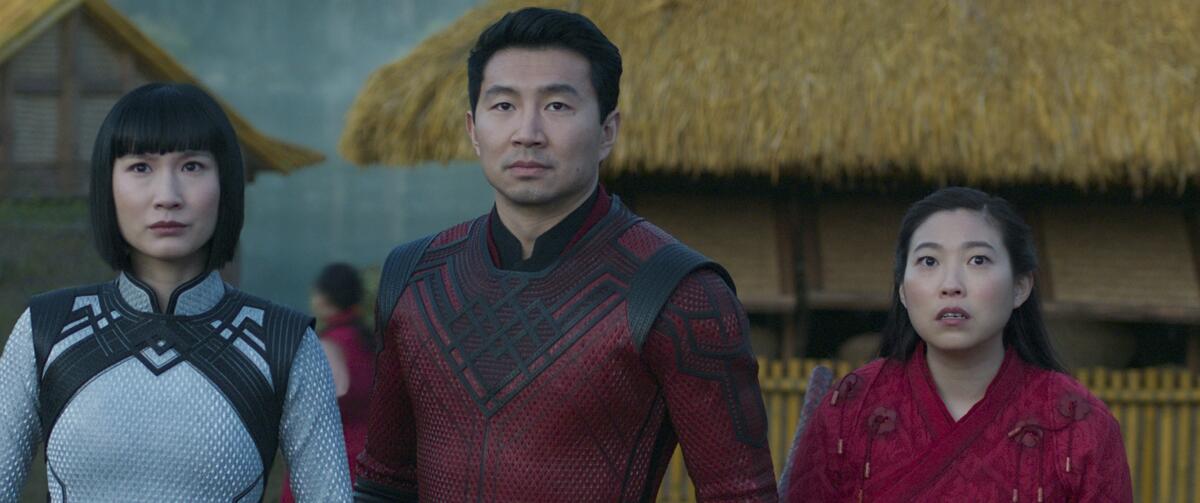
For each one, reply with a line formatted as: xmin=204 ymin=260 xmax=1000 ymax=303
xmin=117 ymin=270 xmax=226 ymax=316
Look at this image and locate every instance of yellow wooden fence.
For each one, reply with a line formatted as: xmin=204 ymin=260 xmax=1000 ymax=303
xmin=656 ymin=359 xmax=1200 ymax=503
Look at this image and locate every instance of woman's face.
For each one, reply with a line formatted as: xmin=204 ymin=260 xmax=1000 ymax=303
xmin=112 ymin=150 xmax=220 ymax=270
xmin=899 ymin=209 xmax=1032 ymax=354
xmin=309 ymin=290 xmax=338 ymax=320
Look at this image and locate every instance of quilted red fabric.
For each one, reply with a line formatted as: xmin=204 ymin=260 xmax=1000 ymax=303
xmin=357 ymin=199 xmax=777 ymax=502
xmin=786 ymin=343 xmax=1131 ymax=502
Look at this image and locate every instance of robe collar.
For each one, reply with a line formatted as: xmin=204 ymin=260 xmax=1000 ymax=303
xmin=117 ymin=270 xmax=225 ymax=316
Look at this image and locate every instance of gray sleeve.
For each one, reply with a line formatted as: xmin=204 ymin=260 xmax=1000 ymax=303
xmin=0 ymin=309 xmax=40 ymax=502
xmin=279 ymin=328 xmax=352 ymax=502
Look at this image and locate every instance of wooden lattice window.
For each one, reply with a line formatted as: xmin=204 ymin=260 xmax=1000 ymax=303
xmin=1 ymin=10 xmax=145 ymax=199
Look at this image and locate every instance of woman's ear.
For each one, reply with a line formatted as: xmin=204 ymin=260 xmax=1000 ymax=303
xmin=1013 ymin=274 xmax=1033 ymax=309
xmin=898 ymin=284 xmax=908 ymax=309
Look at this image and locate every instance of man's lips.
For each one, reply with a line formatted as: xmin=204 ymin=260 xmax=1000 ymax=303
xmin=506 ymin=161 xmax=550 ymax=176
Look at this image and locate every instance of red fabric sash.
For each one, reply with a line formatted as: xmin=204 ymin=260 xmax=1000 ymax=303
xmin=866 ymin=344 xmax=1025 ymax=502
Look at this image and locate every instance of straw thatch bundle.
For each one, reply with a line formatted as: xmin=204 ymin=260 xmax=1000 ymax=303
xmin=340 ymin=0 xmax=1200 ymax=193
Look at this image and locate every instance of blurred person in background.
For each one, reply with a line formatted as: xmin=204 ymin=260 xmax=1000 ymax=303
xmin=0 ymin=83 xmax=350 ymax=502
xmin=784 ymin=187 xmax=1131 ymax=502
xmin=283 ymin=262 xmax=375 ymax=502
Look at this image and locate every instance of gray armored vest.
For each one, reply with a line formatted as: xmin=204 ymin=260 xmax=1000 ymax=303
xmin=26 ymin=272 xmax=312 ymax=501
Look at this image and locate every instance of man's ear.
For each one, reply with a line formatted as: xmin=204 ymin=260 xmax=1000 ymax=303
xmin=465 ymin=111 xmax=480 ymax=156
xmin=598 ymin=110 xmax=620 ymax=161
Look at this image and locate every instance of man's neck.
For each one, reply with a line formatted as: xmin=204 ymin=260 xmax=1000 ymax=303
xmin=925 ymin=335 xmax=1006 ymax=421
xmin=130 ymin=254 xmax=207 ymax=313
xmin=494 ymin=189 xmax=595 ymax=260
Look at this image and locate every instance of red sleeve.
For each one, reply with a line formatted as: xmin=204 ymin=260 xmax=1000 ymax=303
xmin=1074 ymin=409 xmax=1133 ymax=502
xmin=353 ymin=318 xmax=418 ymax=501
xmin=640 ymin=270 xmax=778 ymax=502
xmin=785 ymin=392 xmax=841 ymax=502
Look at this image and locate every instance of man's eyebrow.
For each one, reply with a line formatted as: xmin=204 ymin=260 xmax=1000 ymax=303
xmin=539 ymin=83 xmax=580 ymax=97
xmin=482 ymin=85 xmax=517 ymax=98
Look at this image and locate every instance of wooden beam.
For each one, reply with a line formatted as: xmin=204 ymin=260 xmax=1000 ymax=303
xmin=1186 ymin=207 xmax=1200 ymax=325
xmin=800 ymin=201 xmax=822 ymax=292
xmin=11 ymin=78 xmax=63 ymax=94
xmin=0 ymin=61 xmax=10 ymax=196
xmin=116 ymin=39 xmax=135 ymax=92
xmin=1041 ymin=301 xmax=1200 ymax=325
xmin=78 ymin=77 xmax=123 ymax=94
xmin=777 ymin=194 xmax=799 ymax=358
xmin=1028 ymin=205 xmax=1056 ymax=302
xmin=790 ymin=193 xmax=819 ymax=358
xmin=55 ymin=12 xmax=80 ymax=194
xmin=806 ymin=291 xmax=891 ymax=312
xmin=1188 ymin=328 xmax=1200 ymax=375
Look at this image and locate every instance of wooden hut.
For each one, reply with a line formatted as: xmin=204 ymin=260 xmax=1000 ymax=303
xmin=0 ymin=0 xmax=324 ymax=199
xmin=0 ymin=0 xmax=325 ymax=334
xmin=338 ymin=0 xmax=1200 ymax=368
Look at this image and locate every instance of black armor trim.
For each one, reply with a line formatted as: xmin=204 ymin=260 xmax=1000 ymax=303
xmin=375 ymin=234 xmax=437 ymax=341
xmin=28 ymin=280 xmax=313 ymax=474
xmin=626 ymin=242 xmax=735 ymax=351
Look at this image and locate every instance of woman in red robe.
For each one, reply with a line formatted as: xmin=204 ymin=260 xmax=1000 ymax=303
xmin=786 ymin=187 xmax=1132 ymax=502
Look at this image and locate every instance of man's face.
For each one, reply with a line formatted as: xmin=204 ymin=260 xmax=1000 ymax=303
xmin=467 ymin=47 xmax=618 ymax=213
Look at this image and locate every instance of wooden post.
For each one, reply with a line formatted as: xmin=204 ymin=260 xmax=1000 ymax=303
xmin=789 ymin=193 xmax=819 ymax=359
xmin=0 ymin=61 xmax=11 ymax=194
xmin=56 ymin=11 xmax=80 ymax=195
xmin=1028 ymin=206 xmax=1056 ymax=302
xmin=776 ymin=195 xmax=797 ymax=358
xmin=1187 ymin=209 xmax=1200 ymax=374
xmin=1187 ymin=328 xmax=1200 ymax=376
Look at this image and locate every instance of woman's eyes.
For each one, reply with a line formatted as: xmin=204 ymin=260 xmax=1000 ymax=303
xmin=181 ymin=161 xmax=206 ymax=172
xmin=968 ymin=255 xmax=992 ymax=265
xmin=128 ymin=163 xmax=151 ymax=173
xmin=914 ymin=255 xmax=992 ymax=267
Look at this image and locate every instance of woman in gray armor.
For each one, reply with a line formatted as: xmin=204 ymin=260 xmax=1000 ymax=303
xmin=0 ymin=83 xmax=351 ymax=502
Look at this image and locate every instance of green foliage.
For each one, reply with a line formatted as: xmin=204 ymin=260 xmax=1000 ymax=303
xmin=0 ymin=200 xmax=111 ymax=345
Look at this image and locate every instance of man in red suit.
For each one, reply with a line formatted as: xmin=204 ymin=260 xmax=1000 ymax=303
xmin=353 ymin=7 xmax=777 ymax=502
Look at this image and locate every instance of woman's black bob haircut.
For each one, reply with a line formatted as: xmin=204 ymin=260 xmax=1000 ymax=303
xmin=89 ymin=82 xmax=244 ymax=272
xmin=877 ymin=187 xmax=1067 ymax=373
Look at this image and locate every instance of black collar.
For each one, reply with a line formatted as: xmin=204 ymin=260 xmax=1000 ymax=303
xmin=489 ymin=187 xmax=600 ymax=272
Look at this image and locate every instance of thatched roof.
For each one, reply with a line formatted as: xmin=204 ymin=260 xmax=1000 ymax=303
xmin=341 ymin=0 xmax=1200 ymax=193
xmin=0 ymin=0 xmax=325 ymax=175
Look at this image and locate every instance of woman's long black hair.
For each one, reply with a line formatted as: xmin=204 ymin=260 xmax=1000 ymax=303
xmin=877 ymin=187 xmax=1067 ymax=373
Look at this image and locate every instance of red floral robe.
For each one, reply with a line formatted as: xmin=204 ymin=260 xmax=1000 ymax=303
xmin=786 ymin=343 xmax=1132 ymax=502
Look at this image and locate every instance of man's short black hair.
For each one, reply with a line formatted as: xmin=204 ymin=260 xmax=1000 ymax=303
xmin=89 ymin=82 xmax=245 ymax=272
xmin=468 ymin=7 xmax=622 ymax=123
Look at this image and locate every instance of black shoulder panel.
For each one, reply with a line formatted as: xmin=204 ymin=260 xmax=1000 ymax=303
xmin=27 ymin=284 xmax=103 ymax=384
xmin=626 ymin=242 xmax=735 ymax=350
xmin=374 ymin=234 xmax=436 ymax=337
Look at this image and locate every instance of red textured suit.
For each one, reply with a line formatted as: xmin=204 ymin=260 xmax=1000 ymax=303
xmin=355 ymin=191 xmax=777 ymax=502
xmin=786 ymin=343 xmax=1132 ymax=502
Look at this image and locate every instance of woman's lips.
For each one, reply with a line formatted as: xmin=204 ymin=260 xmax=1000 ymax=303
xmin=149 ymin=221 xmax=187 ymax=236
xmin=936 ymin=306 xmax=970 ymax=327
